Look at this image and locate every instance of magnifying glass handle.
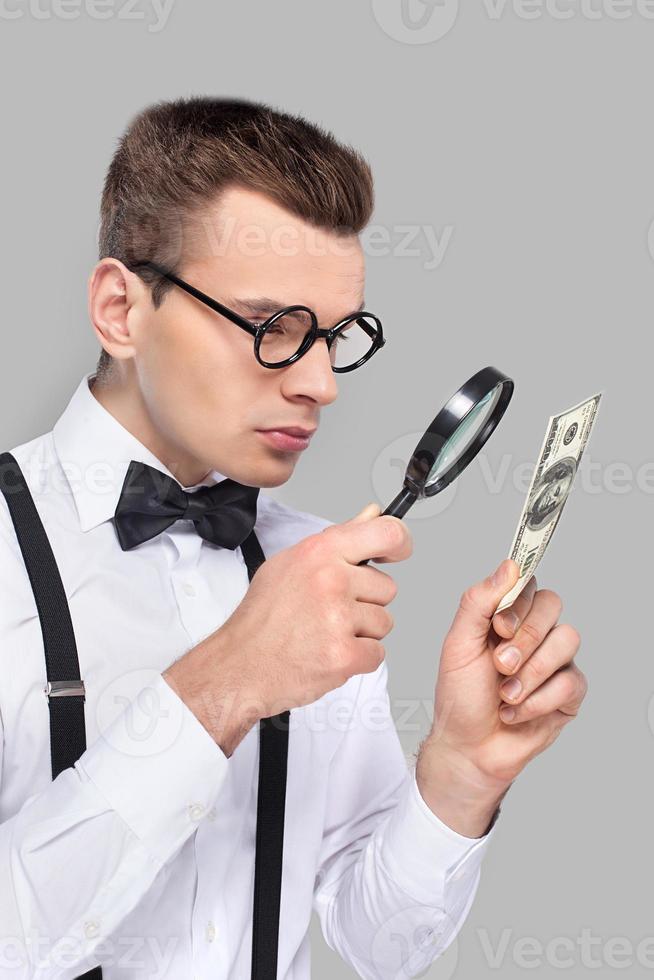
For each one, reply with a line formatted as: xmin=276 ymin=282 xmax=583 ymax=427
xmin=357 ymin=486 xmax=417 ymax=567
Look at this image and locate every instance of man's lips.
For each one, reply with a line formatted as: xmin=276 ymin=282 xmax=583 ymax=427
xmin=257 ymin=426 xmax=317 ymax=437
xmin=256 ymin=426 xmax=317 ymax=452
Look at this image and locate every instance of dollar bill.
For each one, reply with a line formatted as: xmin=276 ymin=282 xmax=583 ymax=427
xmin=494 ymin=392 xmax=602 ymax=615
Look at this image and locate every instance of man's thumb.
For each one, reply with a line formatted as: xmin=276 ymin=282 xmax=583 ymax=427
xmin=449 ymin=558 xmax=521 ymax=642
xmin=350 ymin=501 xmax=383 ymax=523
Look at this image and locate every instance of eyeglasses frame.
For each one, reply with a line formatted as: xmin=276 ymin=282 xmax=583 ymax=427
xmin=130 ymin=260 xmax=386 ymax=373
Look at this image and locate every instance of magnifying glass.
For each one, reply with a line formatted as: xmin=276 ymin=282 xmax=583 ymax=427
xmin=359 ymin=365 xmax=514 ymax=566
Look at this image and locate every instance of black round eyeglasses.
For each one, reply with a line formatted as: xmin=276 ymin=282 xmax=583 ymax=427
xmin=131 ymin=261 xmax=386 ymax=373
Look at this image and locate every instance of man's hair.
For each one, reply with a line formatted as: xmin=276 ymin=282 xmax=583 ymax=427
xmin=95 ymin=95 xmax=375 ymax=383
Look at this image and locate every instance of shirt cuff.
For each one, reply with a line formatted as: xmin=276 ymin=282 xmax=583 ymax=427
xmin=377 ymin=765 xmax=500 ymax=907
xmin=77 ymin=671 xmax=230 ymax=867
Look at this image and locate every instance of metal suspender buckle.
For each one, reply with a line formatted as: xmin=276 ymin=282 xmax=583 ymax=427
xmin=44 ymin=680 xmax=86 ymax=701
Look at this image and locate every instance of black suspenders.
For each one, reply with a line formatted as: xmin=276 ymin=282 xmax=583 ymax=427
xmin=0 ymin=451 xmax=289 ymax=980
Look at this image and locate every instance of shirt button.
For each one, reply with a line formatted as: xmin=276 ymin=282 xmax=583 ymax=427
xmin=205 ymin=921 xmax=216 ymax=943
xmin=182 ymin=582 xmax=197 ymax=597
xmin=188 ymin=803 xmax=205 ymax=822
xmin=84 ymin=920 xmax=100 ymax=939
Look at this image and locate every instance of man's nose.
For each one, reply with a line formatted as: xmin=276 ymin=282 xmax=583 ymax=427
xmin=282 ymin=336 xmax=339 ymax=405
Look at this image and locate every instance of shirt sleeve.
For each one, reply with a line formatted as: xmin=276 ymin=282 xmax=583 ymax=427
xmin=0 ymin=672 xmax=230 ymax=979
xmin=312 ymin=657 xmax=501 ymax=980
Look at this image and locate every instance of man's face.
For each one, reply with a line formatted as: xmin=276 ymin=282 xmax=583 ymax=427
xmin=538 ymin=474 xmax=572 ymax=513
xmin=131 ymin=186 xmax=366 ymax=487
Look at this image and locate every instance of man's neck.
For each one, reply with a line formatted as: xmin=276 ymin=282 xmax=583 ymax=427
xmin=88 ymin=373 xmax=213 ymax=488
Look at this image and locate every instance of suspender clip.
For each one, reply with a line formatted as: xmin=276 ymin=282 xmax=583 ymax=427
xmin=44 ymin=680 xmax=86 ymax=701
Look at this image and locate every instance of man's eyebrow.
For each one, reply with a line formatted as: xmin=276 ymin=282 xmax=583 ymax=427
xmin=234 ymin=297 xmax=289 ymax=315
xmin=234 ymin=296 xmax=367 ymax=319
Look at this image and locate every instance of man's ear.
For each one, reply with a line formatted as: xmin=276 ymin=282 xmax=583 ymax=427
xmin=88 ymin=258 xmax=147 ymax=363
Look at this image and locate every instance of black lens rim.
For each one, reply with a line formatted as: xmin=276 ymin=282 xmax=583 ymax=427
xmin=404 ymin=366 xmax=515 ymax=498
xmin=254 ymin=308 xmax=384 ymax=372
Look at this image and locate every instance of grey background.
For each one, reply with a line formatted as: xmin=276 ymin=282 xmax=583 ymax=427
xmin=0 ymin=1 xmax=650 ymax=976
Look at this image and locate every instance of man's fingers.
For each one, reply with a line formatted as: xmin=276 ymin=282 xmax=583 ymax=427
xmin=353 ymin=599 xmax=395 ymax=641
xmin=498 ymin=622 xmax=581 ymax=705
xmin=448 ymin=559 xmax=521 ymax=645
xmin=349 ymin=502 xmax=382 ymax=524
xmin=352 ymin=566 xmax=399 ymax=605
xmin=492 ymin=575 xmax=538 ymax=639
xmin=493 ymin=588 xmax=563 ymax=676
xmin=334 ymin=508 xmax=413 ymax=566
xmin=499 ymin=660 xmax=587 ymax=725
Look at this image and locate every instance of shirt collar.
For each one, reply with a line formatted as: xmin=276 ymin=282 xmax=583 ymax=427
xmin=52 ymin=371 xmax=228 ymax=533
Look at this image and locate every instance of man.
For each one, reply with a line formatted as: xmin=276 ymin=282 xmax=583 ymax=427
xmin=0 ymin=96 xmax=587 ymax=979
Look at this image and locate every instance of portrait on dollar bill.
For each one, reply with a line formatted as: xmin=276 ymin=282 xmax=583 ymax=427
xmin=526 ymin=457 xmax=578 ymax=532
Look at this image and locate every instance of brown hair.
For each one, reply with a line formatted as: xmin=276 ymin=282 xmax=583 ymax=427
xmin=95 ymin=95 xmax=375 ymax=382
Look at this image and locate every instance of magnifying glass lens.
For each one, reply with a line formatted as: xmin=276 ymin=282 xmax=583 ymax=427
xmin=426 ymin=383 xmax=504 ymax=486
xmin=357 ymin=367 xmax=514 ymax=563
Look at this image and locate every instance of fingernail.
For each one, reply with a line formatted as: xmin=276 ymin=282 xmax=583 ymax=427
xmin=501 ymin=676 xmax=522 ymax=700
xmin=502 ymin=611 xmax=519 ymax=633
xmin=498 ymin=646 xmax=520 ymax=670
xmin=500 ymin=706 xmax=516 ymax=722
xmin=491 ymin=560 xmax=507 ymax=588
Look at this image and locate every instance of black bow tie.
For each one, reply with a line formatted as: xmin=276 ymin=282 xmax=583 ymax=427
xmin=113 ymin=459 xmax=260 ymax=552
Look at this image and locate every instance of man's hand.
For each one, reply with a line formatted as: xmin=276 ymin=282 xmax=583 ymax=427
xmin=163 ymin=502 xmax=410 ymax=756
xmin=416 ymin=558 xmax=588 ymax=838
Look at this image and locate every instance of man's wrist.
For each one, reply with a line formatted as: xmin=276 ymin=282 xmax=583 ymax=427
xmin=415 ymin=738 xmax=512 ymax=839
xmin=162 ymin=636 xmax=264 ymax=757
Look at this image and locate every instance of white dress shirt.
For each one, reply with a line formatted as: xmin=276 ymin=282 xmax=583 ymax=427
xmin=0 ymin=370 xmax=499 ymax=979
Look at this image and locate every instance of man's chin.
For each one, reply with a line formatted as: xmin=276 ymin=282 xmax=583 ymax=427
xmin=255 ymin=457 xmax=298 ymax=489
xmin=230 ymin=450 xmax=299 ymax=489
